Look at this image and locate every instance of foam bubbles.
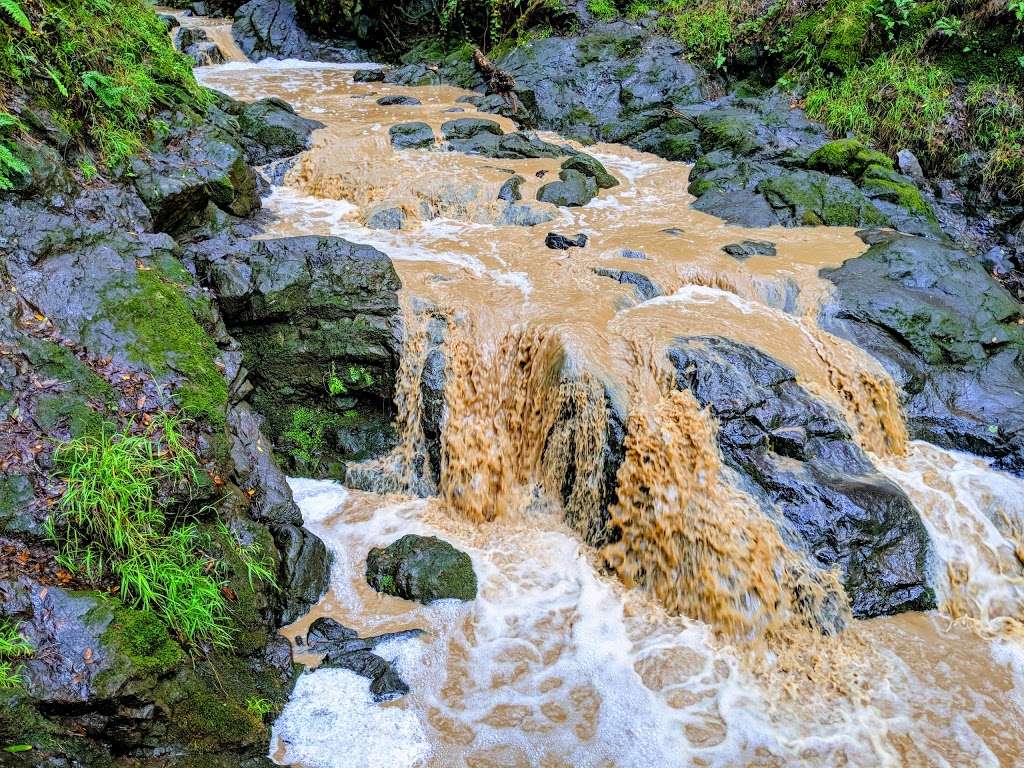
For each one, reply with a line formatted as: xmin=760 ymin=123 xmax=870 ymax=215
xmin=271 ymin=668 xmax=431 ymax=768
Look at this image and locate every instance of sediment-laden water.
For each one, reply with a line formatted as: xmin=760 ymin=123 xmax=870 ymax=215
xmin=187 ymin=26 xmax=1024 ymax=767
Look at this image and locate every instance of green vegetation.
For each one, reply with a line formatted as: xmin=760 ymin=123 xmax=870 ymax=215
xmin=325 ymin=363 xmax=374 ymax=397
xmin=281 ymin=406 xmax=338 ymax=468
xmin=0 ymin=112 xmax=28 ymax=189
xmin=587 ymin=0 xmax=618 ymax=21
xmin=0 ymin=0 xmax=209 ymax=174
xmin=245 ymin=696 xmax=274 ymax=719
xmin=214 ymin=520 xmax=276 ymax=592
xmin=628 ymin=0 xmax=1024 ymax=201
xmin=98 ymin=266 xmax=229 ymax=428
xmin=0 ymin=622 xmax=32 ymax=689
xmin=47 ymin=416 xmax=232 ymax=645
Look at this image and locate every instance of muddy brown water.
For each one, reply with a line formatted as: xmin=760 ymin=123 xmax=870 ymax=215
xmin=180 ymin=20 xmax=1024 ymax=767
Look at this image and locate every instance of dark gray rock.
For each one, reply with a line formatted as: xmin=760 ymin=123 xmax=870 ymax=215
xmin=668 ymin=336 xmax=935 ymax=618
xmin=545 ymin=232 xmax=588 ymax=249
xmin=497 ymin=202 xmax=555 ymax=227
xmin=389 ymin=121 xmax=434 ymax=149
xmin=896 ymin=149 xmax=924 ymax=181
xmin=188 ymin=233 xmax=403 ymax=475
xmin=620 ymin=248 xmax=649 ymax=259
xmin=376 ymin=95 xmax=421 ymax=106
xmin=366 ymin=534 xmax=477 ymax=603
xmin=353 ymin=68 xmax=386 ymax=82
xmin=721 ymin=240 xmax=777 ymax=259
xmin=233 ymin=0 xmax=369 ymax=63
xmin=537 ymin=168 xmax=598 ymax=207
xmin=235 ymin=96 xmax=323 ymax=165
xmin=441 ymin=117 xmax=504 ymax=141
xmin=304 ymin=618 xmax=424 ymax=701
xmin=822 ymin=231 xmax=1024 ymax=474
xmin=187 ymin=41 xmax=225 ymax=66
xmin=0 ymin=474 xmax=39 ymax=536
xmin=593 ymin=267 xmax=662 ymax=301
xmin=130 ymin=113 xmax=259 ymax=234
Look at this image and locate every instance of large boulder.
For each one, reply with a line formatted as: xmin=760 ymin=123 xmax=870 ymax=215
xmin=668 ymin=336 xmax=935 ymax=618
xmin=365 ymin=534 xmax=477 ymax=603
xmin=188 ymin=233 xmax=404 ymax=476
xmin=233 ymin=0 xmax=369 ymax=62
xmin=537 ymin=168 xmax=598 ymax=207
xmin=822 ymin=231 xmax=1024 ymax=474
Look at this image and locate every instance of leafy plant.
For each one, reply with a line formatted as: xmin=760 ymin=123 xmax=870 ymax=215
xmin=48 ymin=415 xmax=231 ymax=645
xmin=0 ymin=0 xmax=31 ymax=32
xmin=0 ymin=621 xmax=32 ymax=689
xmin=868 ymin=0 xmax=916 ymax=42
xmin=0 ymin=112 xmax=28 ymax=190
xmin=587 ymin=0 xmax=618 ymax=21
xmin=281 ymin=407 xmax=338 ymax=469
xmin=1011 ymin=0 xmax=1024 ymax=23
xmin=935 ymin=15 xmax=962 ymax=37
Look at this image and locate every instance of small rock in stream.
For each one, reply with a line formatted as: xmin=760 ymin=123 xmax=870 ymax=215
xmin=366 ymin=534 xmax=477 ymax=603
xmin=376 ymin=95 xmax=422 ymax=106
xmin=354 ymin=69 xmax=386 ymax=82
xmin=304 ymin=617 xmax=425 ymax=701
xmin=721 ymin=239 xmax=777 ymax=259
xmin=546 ymin=232 xmax=588 ymax=250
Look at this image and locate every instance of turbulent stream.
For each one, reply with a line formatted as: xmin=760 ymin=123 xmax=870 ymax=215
xmin=181 ymin=13 xmax=1024 ymax=766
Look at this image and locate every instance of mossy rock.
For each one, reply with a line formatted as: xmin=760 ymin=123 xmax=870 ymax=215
xmin=0 ymin=473 xmax=38 ymax=536
xmin=561 ymin=153 xmax=618 ymax=189
xmin=365 ymin=534 xmax=477 ymax=603
xmin=807 ymin=138 xmax=893 ymax=179
xmin=859 ymin=163 xmax=935 ymax=220
xmin=758 ymin=170 xmax=889 ymax=227
xmin=97 ymin=605 xmax=185 ymax=686
xmin=697 ymin=113 xmax=759 ymax=155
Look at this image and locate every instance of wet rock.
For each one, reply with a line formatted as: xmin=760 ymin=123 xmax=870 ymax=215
xmin=441 ymin=117 xmax=504 ymax=141
xmin=537 ymin=168 xmax=598 ymax=207
xmin=721 ymin=240 xmax=777 ymax=259
xmin=389 ymin=121 xmax=434 ymax=149
xmin=157 ymin=12 xmax=179 ymax=30
xmin=353 ymin=68 xmax=386 ymax=82
xmin=189 ymin=233 xmax=403 ymax=475
xmin=545 ymin=232 xmax=588 ymax=249
xmin=233 ymin=0 xmax=370 ymax=63
xmin=593 ymin=267 xmax=662 ymax=301
xmin=497 ymin=174 xmax=525 ymax=202
xmin=304 ymin=618 xmax=424 ymax=701
xmin=668 ymin=336 xmax=935 ymax=617
xmin=365 ymin=204 xmax=407 ymax=230
xmin=188 ymin=41 xmax=225 ymax=66
xmin=235 ymin=96 xmax=323 ymax=165
xmin=822 ymin=231 xmax=1024 ymax=474
xmin=366 ymin=534 xmax=477 ymax=603
xmin=172 ymin=25 xmax=208 ymax=52
xmin=620 ymin=248 xmax=649 ymax=259
xmin=376 ymin=95 xmax=421 ymax=106
xmin=0 ymin=474 xmax=39 ymax=536
xmin=130 ymin=113 xmax=259 ymax=234
xmin=561 ymin=153 xmax=617 ymax=189
xmin=497 ymin=202 xmax=555 ymax=227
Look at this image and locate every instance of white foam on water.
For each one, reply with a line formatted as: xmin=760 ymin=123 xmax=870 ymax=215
xmin=272 ymin=481 xmax=950 ymax=767
xmin=271 ymin=667 xmax=431 ymax=768
xmin=878 ymin=441 xmax=1024 ymax=624
xmin=640 ymin=283 xmax=757 ymax=314
xmin=203 ymin=58 xmax=385 ymax=72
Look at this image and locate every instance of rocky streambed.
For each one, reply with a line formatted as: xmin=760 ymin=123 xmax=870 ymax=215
xmin=1 ymin=2 xmax=1024 ymax=767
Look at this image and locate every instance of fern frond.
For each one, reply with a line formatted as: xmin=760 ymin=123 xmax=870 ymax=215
xmin=0 ymin=0 xmax=32 ymax=33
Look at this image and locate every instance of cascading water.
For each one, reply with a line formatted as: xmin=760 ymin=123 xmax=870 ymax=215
xmin=184 ymin=19 xmax=1024 ymax=767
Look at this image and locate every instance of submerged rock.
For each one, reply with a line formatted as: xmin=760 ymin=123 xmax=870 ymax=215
xmin=376 ymin=94 xmax=421 ymax=106
xmin=721 ymin=239 xmax=777 ymax=259
xmin=822 ymin=231 xmax=1024 ymax=474
xmin=304 ymin=617 xmax=423 ymax=701
xmin=497 ymin=174 xmax=525 ymax=201
xmin=668 ymin=336 xmax=935 ymax=617
xmin=545 ymin=231 xmax=588 ymax=249
xmin=366 ymin=534 xmax=477 ymax=603
xmin=389 ymin=121 xmax=434 ymax=149
xmin=593 ymin=267 xmax=662 ymax=301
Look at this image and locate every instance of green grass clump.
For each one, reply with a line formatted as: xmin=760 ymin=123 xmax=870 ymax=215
xmin=0 ymin=0 xmax=210 ymax=172
xmin=0 ymin=622 xmax=32 ymax=689
xmin=587 ymin=0 xmax=619 ymax=21
xmin=245 ymin=696 xmax=274 ymax=719
xmin=48 ymin=415 xmax=232 ymax=645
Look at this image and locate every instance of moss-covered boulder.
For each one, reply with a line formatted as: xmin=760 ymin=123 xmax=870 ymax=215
xmin=561 ymin=153 xmax=618 ymax=189
xmin=389 ymin=121 xmax=435 ymax=149
xmin=537 ymin=168 xmax=599 ymax=207
xmin=366 ymin=534 xmax=477 ymax=603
